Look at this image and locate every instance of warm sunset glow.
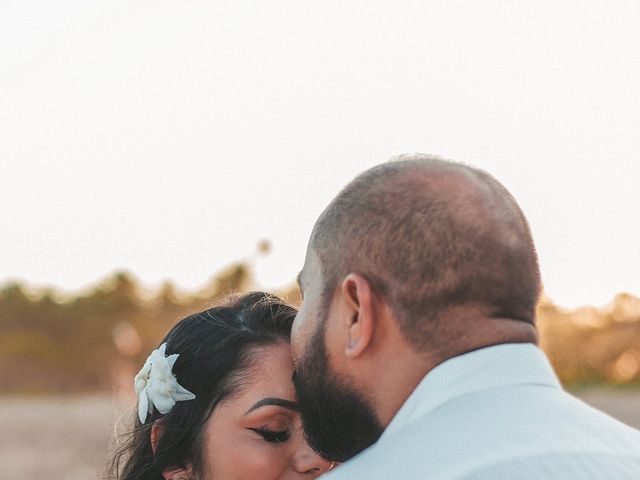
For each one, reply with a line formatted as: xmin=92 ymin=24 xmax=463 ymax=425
xmin=1 ymin=1 xmax=639 ymax=309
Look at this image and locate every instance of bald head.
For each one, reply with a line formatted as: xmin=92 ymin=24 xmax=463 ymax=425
xmin=311 ymin=154 xmax=540 ymax=351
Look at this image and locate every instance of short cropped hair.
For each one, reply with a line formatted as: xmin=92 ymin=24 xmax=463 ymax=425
xmin=311 ymin=154 xmax=541 ymax=351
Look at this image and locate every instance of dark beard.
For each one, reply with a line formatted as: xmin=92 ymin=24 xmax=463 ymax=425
xmin=293 ymin=320 xmax=384 ymax=462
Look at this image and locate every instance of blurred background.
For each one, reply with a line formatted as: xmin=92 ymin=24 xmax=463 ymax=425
xmin=1 ymin=1 xmax=639 ymax=479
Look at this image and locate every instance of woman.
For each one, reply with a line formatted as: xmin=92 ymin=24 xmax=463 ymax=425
xmin=110 ymin=292 xmax=332 ymax=480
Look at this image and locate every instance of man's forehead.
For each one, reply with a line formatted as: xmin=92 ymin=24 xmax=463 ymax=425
xmin=297 ymin=263 xmax=311 ymax=287
xmin=301 ymin=247 xmax=323 ymax=277
xmin=298 ymin=249 xmax=324 ymax=291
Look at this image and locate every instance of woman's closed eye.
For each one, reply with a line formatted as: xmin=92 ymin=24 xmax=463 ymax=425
xmin=247 ymin=427 xmax=291 ymax=443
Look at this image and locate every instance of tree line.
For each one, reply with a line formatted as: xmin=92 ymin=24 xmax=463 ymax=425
xmin=1 ymin=264 xmax=639 ymax=394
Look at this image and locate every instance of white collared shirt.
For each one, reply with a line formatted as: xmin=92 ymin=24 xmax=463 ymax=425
xmin=325 ymin=344 xmax=640 ymax=479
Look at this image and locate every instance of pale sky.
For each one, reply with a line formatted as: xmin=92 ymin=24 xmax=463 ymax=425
xmin=1 ymin=0 xmax=638 ymax=308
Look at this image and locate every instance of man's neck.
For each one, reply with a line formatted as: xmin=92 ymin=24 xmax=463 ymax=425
xmin=372 ymin=319 xmax=538 ymax=428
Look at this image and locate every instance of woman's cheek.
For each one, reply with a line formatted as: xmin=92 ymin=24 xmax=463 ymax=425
xmin=247 ymin=443 xmax=289 ymax=479
xmin=221 ymin=441 xmax=288 ymax=480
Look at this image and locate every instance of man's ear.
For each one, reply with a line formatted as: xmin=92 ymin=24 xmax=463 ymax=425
xmin=340 ymin=273 xmax=375 ymax=358
xmin=152 ymin=423 xmax=192 ymax=480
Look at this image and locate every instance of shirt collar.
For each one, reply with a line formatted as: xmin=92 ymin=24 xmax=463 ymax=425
xmin=381 ymin=343 xmax=562 ymax=438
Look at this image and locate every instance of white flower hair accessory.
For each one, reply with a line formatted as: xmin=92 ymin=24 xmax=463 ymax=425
xmin=134 ymin=343 xmax=196 ymax=423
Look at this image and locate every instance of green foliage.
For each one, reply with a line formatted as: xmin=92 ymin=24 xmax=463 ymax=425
xmin=538 ymin=293 xmax=640 ymax=386
xmin=1 ymin=264 xmax=639 ymax=393
xmin=0 ymin=263 xmax=254 ymax=394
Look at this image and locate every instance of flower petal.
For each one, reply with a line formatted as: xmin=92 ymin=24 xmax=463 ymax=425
xmin=138 ymin=390 xmax=149 ymax=424
xmin=134 ymin=359 xmax=152 ymax=393
xmin=153 ymin=394 xmax=175 ymax=414
xmin=165 ymin=354 xmax=179 ymax=369
xmin=173 ymin=383 xmax=196 ymax=401
xmin=135 ymin=342 xmax=196 ymax=419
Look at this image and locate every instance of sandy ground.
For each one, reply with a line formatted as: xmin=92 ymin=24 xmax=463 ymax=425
xmin=0 ymin=394 xmax=131 ymax=480
xmin=1 ymin=389 xmax=639 ymax=479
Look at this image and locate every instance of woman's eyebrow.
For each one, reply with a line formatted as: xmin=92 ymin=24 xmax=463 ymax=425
xmin=245 ymin=397 xmax=300 ymax=414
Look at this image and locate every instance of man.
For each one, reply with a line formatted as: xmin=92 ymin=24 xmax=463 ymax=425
xmin=291 ymin=154 xmax=640 ymax=479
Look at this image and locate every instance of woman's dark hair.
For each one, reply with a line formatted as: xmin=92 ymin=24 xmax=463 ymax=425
xmin=108 ymin=291 xmax=297 ymax=480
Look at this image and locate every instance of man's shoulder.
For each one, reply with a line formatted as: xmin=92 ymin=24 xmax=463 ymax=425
xmin=328 ymin=451 xmax=640 ymax=480
xmin=325 ymin=385 xmax=640 ymax=479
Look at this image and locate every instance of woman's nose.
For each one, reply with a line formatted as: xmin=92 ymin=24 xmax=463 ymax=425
xmin=292 ymin=440 xmax=333 ymax=476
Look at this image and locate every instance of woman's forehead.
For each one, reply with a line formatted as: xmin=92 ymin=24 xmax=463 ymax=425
xmin=241 ymin=343 xmax=296 ymax=399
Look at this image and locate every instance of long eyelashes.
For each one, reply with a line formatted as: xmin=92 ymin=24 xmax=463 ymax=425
xmin=247 ymin=427 xmax=291 ymax=443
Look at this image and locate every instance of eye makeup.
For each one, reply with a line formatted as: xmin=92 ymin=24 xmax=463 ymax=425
xmin=247 ymin=427 xmax=291 ymax=443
